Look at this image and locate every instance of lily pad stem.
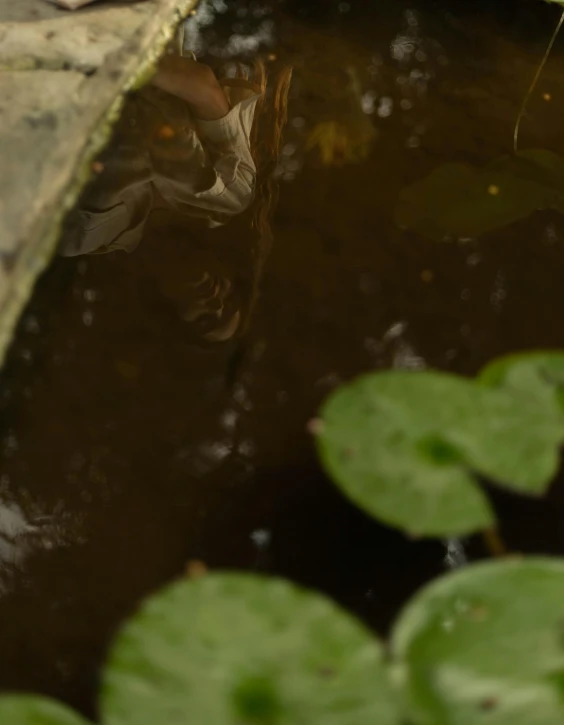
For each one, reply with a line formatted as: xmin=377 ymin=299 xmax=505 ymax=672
xmin=483 ymin=527 xmax=508 ymax=558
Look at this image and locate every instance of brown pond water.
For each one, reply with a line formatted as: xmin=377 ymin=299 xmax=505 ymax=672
xmin=2 ymin=0 xmax=564 ymax=717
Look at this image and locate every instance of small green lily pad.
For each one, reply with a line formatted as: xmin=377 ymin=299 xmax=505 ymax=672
xmin=102 ymin=573 xmax=399 ymax=725
xmin=391 ymin=558 xmax=564 ymax=725
xmin=316 ymin=366 xmax=564 ymax=537
xmin=0 ymin=696 xmax=88 ymax=725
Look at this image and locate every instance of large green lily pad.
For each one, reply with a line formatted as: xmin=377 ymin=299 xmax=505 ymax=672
xmin=391 ymin=557 xmax=564 ymax=725
xmin=395 ymin=150 xmax=564 ymax=241
xmin=316 ymin=371 xmax=494 ymax=536
xmin=102 ymin=573 xmax=400 ymax=725
xmin=0 ymin=696 xmax=88 ymax=725
xmin=315 ymin=356 xmax=564 ymax=537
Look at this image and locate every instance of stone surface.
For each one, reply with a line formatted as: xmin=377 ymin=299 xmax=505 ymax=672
xmin=0 ymin=5 xmax=151 ymax=72
xmin=0 ymin=0 xmax=65 ymax=22
xmin=0 ymin=0 xmax=197 ymax=364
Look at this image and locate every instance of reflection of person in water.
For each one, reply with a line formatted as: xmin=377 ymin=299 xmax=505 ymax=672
xmin=60 ymin=41 xmax=292 ymax=342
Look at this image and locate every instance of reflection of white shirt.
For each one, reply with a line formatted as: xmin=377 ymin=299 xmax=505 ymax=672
xmin=60 ymin=80 xmax=261 ymax=257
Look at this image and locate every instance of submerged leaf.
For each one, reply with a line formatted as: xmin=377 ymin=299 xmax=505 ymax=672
xmin=391 ymin=558 xmax=564 ymax=725
xmin=395 ymin=150 xmax=564 ymax=241
xmin=102 ymin=573 xmax=399 ymax=725
xmin=306 ymin=120 xmax=375 ymax=166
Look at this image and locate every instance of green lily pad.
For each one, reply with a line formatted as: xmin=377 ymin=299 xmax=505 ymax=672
xmin=102 ymin=573 xmax=399 ymax=725
xmin=316 ymin=371 xmax=493 ymax=536
xmin=0 ymin=696 xmax=88 ymax=725
xmin=395 ymin=150 xmax=564 ymax=241
xmin=315 ymin=367 xmax=564 ymax=537
xmin=391 ymin=558 xmax=564 ymax=725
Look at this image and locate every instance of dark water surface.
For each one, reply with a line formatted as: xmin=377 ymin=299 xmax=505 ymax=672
xmin=2 ymin=0 xmax=564 ymax=717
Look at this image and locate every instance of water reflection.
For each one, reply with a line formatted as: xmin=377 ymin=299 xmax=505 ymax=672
xmin=62 ymin=60 xmax=259 ymax=257
xmin=60 ymin=47 xmax=291 ymax=345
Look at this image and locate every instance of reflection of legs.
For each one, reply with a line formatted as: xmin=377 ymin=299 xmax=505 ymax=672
xmin=151 ymin=55 xmax=230 ymax=121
